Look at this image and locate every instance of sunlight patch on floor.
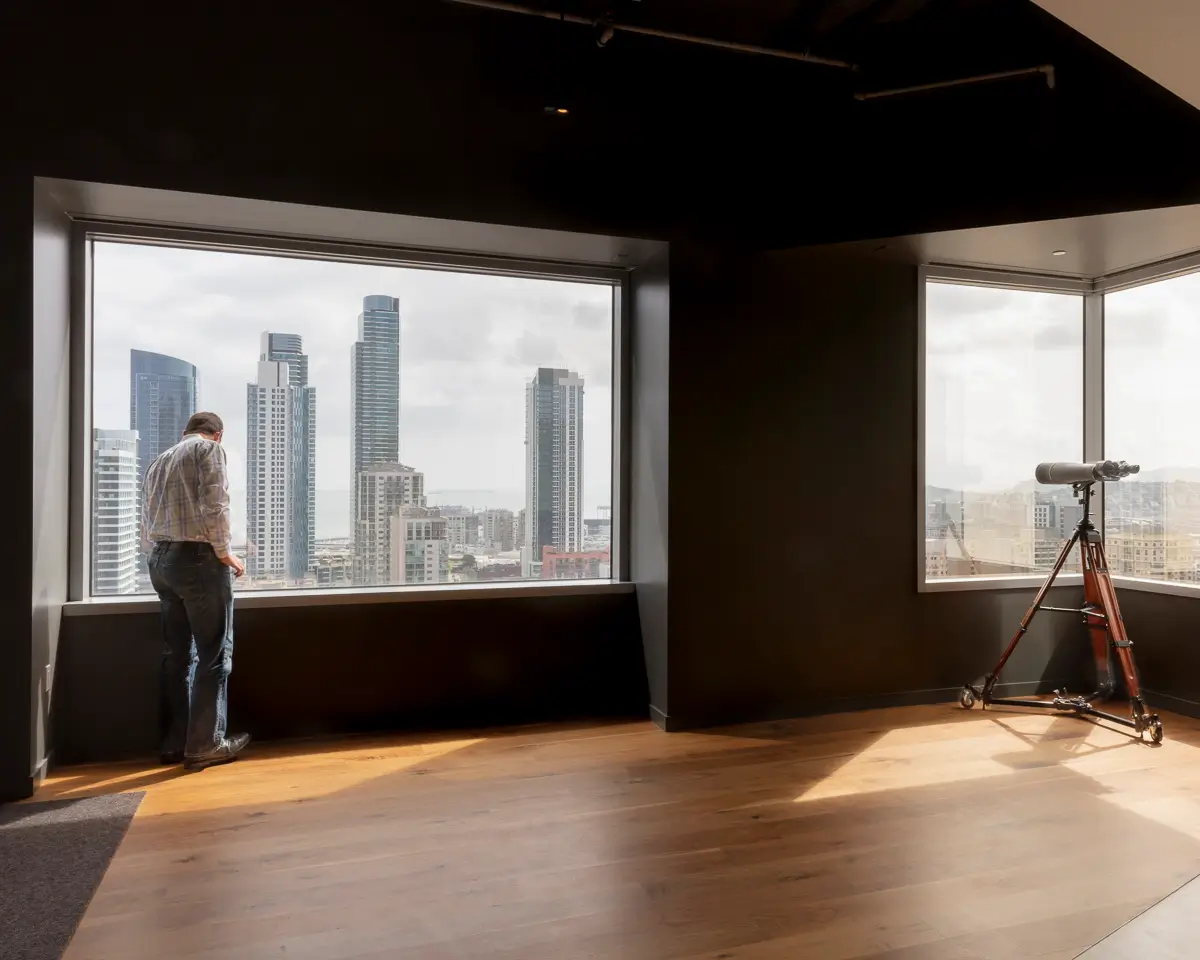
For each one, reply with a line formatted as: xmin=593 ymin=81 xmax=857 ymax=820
xmin=794 ymin=712 xmax=1139 ymax=803
xmin=37 ymin=737 xmax=485 ymax=815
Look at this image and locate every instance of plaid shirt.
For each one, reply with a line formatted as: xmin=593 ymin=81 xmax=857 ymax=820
xmin=141 ymin=433 xmax=233 ymax=559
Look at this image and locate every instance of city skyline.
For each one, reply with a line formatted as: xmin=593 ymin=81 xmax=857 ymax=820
xmin=92 ymin=242 xmax=614 ymax=548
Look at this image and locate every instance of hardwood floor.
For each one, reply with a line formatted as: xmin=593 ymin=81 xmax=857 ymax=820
xmin=30 ymin=704 xmax=1200 ymax=959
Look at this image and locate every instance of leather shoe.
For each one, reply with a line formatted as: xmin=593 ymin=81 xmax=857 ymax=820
xmin=184 ymin=733 xmax=251 ymax=771
xmin=160 ymin=750 xmax=184 ymax=765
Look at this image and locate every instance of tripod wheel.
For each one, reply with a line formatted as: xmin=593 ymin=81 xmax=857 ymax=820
xmin=1150 ymin=717 xmax=1164 ymax=744
xmin=959 ymin=688 xmax=976 ymax=709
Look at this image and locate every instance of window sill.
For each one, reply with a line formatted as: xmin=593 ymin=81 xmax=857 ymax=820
xmin=1111 ymin=576 xmax=1200 ymax=598
xmin=920 ymin=573 xmax=1084 ymax=593
xmin=63 ymin=579 xmax=634 ymax=616
xmin=921 ymin=573 xmax=1200 ymax=598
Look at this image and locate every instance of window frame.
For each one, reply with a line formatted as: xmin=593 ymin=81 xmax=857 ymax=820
xmin=918 ymin=264 xmax=1091 ymax=594
xmin=920 ymin=254 xmax=1200 ymax=596
xmin=68 ymin=219 xmax=629 ymax=608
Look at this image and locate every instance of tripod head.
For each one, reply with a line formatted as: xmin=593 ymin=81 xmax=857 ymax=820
xmin=1034 ymin=460 xmax=1140 ymax=485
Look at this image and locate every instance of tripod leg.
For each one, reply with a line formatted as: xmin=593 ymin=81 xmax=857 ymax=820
xmin=1087 ymin=540 xmax=1162 ymax=742
xmin=1082 ymin=544 xmax=1115 ymax=702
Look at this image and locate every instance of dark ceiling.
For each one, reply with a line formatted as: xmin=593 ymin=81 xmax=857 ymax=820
xmin=440 ymin=0 xmax=1070 ymax=96
xmin=5 ymin=1 xmax=1200 ymax=249
xmin=480 ymin=0 xmax=991 ymax=66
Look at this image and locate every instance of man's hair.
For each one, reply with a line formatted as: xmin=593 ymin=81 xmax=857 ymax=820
xmin=184 ymin=412 xmax=224 ymax=437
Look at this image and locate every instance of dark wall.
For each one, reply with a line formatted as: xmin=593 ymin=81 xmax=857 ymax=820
xmin=0 ymin=178 xmax=35 ymax=800
xmin=629 ymin=250 xmax=670 ymax=719
xmin=54 ymin=592 xmax=647 ymax=764
xmin=1116 ymin=591 xmax=1200 ymax=718
xmin=657 ymin=246 xmax=1089 ymax=728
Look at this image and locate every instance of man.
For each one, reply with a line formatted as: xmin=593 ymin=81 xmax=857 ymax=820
xmin=141 ymin=411 xmax=251 ymax=771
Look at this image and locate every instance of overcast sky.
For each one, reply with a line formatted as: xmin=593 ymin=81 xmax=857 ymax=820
xmin=93 ymin=241 xmax=613 ymax=543
xmin=926 ymin=274 xmax=1200 ymax=492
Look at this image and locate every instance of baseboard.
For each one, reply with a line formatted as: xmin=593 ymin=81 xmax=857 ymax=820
xmin=656 ymin=679 xmax=1081 ymax=732
xmin=1143 ymin=688 xmax=1200 ymax=720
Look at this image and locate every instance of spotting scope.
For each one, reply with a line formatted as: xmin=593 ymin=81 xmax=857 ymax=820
xmin=1034 ymin=460 xmax=1140 ymax=485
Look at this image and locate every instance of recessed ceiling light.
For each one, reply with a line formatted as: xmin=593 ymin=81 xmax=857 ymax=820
xmin=1052 ymin=249 xmax=1067 ymax=256
xmin=545 ymin=106 xmax=569 ymax=115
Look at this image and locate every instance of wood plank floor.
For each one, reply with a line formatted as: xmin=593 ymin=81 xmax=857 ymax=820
xmin=29 ymin=703 xmax=1200 ymax=960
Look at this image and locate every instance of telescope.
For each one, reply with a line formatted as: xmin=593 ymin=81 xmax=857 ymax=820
xmin=1034 ymin=460 xmax=1140 ymax=485
xmin=959 ymin=455 xmax=1162 ymax=744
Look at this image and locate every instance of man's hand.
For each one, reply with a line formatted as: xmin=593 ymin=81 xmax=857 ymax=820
xmin=222 ymin=554 xmax=246 ymax=578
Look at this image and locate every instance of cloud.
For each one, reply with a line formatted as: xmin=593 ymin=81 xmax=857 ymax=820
xmin=573 ymin=300 xmax=608 ymax=329
xmin=506 ymin=331 xmax=561 ymax=368
xmin=924 ymin=273 xmax=1200 ymax=490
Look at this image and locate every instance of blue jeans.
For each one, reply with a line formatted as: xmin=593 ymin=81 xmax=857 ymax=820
xmin=147 ymin=541 xmax=235 ymax=758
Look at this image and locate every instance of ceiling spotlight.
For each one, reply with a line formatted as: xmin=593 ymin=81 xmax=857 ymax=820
xmin=545 ymin=106 xmax=570 ymax=115
xmin=1052 ymin=249 xmax=1067 ymax=256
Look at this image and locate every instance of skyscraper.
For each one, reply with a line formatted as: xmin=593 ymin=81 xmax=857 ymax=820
xmin=260 ymin=332 xmax=317 ymax=577
xmin=350 ymin=295 xmax=401 ymax=580
xmin=91 ymin=429 xmax=140 ymax=595
xmin=351 ymin=295 xmax=401 ymax=474
xmin=355 ymin=463 xmax=425 ymax=584
xmin=130 ymin=349 xmax=197 ymax=490
xmin=130 ymin=349 xmax=196 ymax=586
xmin=523 ymin=368 xmax=584 ymax=578
xmin=246 ymin=359 xmax=297 ymax=579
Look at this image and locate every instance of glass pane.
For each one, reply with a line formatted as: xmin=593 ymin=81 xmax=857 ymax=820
xmin=1105 ymin=273 xmax=1200 ymax=583
xmin=90 ymin=241 xmax=614 ymax=595
xmin=924 ymin=281 xmax=1083 ymax=581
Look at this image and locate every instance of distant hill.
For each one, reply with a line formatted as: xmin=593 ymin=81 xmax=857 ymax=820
xmin=1133 ymin=467 xmax=1200 ymax=483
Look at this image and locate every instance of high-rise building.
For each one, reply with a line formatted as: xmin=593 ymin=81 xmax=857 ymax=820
xmin=523 ymin=368 xmax=584 ymax=578
xmin=438 ymin=507 xmax=478 ymax=553
xmin=260 ymin=332 xmax=317 ymax=576
xmin=130 ymin=349 xmax=198 ymax=489
xmin=483 ymin=508 xmax=516 ymax=552
xmin=350 ymin=295 xmax=401 ymax=579
xmin=130 ymin=349 xmax=197 ymax=587
xmin=390 ymin=506 xmax=450 ymax=585
xmin=91 ymin=429 xmax=140 ymax=595
xmin=246 ymin=359 xmax=299 ymax=579
xmin=355 ymin=463 xmax=424 ymax=584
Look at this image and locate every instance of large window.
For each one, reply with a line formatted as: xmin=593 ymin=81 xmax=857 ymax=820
xmin=923 ymin=279 xmax=1083 ymax=582
xmin=87 ymin=236 xmax=616 ymax=596
xmin=1106 ymin=272 xmax=1200 ymax=585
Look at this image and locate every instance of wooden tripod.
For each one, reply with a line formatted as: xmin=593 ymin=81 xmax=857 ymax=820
xmin=958 ymin=481 xmax=1163 ymax=743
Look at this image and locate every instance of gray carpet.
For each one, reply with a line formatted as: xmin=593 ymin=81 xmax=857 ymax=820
xmin=0 ymin=792 xmax=143 ymax=960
